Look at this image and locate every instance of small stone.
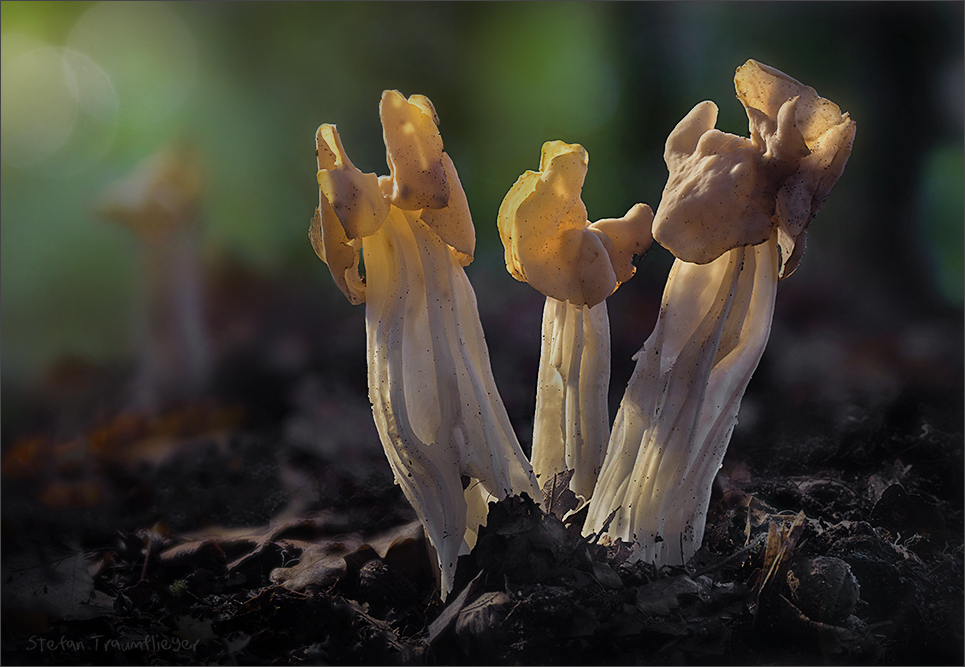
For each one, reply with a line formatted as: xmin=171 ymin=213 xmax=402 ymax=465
xmin=786 ymin=556 xmax=860 ymax=625
xmin=357 ymin=556 xmax=417 ymax=611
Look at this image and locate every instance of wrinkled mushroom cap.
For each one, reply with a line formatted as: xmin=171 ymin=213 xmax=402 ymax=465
xmin=652 ymin=101 xmax=777 ymax=265
xmin=311 ymin=92 xmax=477 ymax=303
xmin=736 ymin=60 xmax=856 ymax=278
xmin=379 ymin=90 xmax=475 ymax=262
xmin=498 ymin=140 xmax=653 ymax=307
xmin=653 ymin=59 xmax=856 ymax=278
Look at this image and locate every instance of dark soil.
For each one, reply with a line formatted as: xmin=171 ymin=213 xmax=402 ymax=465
xmin=2 ymin=261 xmax=963 ymax=666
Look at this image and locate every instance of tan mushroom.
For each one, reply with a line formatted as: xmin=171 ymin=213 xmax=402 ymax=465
xmin=586 ymin=60 xmax=855 ymax=566
xmin=498 ymin=140 xmax=653 ymax=501
xmin=310 ymin=91 xmax=540 ymax=598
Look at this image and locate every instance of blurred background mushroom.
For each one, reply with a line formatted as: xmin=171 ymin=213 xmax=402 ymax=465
xmin=98 ymin=142 xmax=209 ymax=409
xmin=2 ymin=0 xmax=962 ymax=473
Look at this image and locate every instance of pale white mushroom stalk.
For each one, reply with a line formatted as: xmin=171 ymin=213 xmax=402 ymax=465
xmin=310 ymin=91 xmax=540 ymax=597
xmin=498 ymin=141 xmax=653 ymax=502
xmin=533 ymin=298 xmax=610 ymax=502
xmin=585 ymin=60 xmax=856 ymax=566
xmin=99 ymin=144 xmax=210 ymax=409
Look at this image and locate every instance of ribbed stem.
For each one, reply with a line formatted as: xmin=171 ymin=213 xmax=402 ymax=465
xmin=364 ymin=210 xmax=539 ymax=598
xmin=586 ymin=235 xmax=778 ymax=566
xmin=531 ymin=297 xmax=611 ymax=501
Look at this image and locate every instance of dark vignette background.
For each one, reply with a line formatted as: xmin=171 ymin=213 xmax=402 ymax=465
xmin=1 ymin=2 xmax=963 ymax=665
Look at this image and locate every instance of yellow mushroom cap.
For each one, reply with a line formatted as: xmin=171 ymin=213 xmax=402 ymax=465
xmin=419 ymin=152 xmax=476 ymax=265
xmin=498 ymin=141 xmax=653 ymax=307
xmin=380 ymin=90 xmax=450 ymax=211
xmin=316 ymin=124 xmax=389 ymax=241
xmin=588 ymin=203 xmax=655 ymax=286
xmin=380 ymin=90 xmax=475 ymax=263
xmin=736 ymin=60 xmax=849 ymax=150
xmin=312 ymin=92 xmax=482 ymax=302
xmin=312 ymin=123 xmax=389 ymax=305
xmin=309 ymin=205 xmax=365 ymax=306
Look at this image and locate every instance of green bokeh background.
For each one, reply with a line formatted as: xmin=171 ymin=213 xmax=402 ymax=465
xmin=2 ymin=1 xmax=963 ymax=388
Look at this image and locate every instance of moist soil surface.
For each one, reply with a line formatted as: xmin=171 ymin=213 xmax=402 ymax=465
xmin=2 ymin=262 xmax=963 ymax=666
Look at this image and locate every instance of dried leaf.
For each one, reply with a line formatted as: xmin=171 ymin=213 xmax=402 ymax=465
xmin=2 ymin=548 xmax=110 ymax=620
xmin=541 ymin=469 xmax=579 ymax=520
xmin=160 ymin=514 xmax=339 ymax=571
xmin=429 ymin=571 xmax=484 ymax=643
xmin=158 ymin=539 xmax=226 ymax=567
xmin=269 ymin=537 xmax=363 ymax=591
xmin=757 ymin=511 xmax=806 ymax=597
xmin=591 ymin=562 xmax=623 ymax=589
xmin=589 ymin=506 xmax=620 ymax=544
xmin=455 ymin=590 xmax=512 ymax=660
xmin=636 ymin=574 xmax=707 ymax=616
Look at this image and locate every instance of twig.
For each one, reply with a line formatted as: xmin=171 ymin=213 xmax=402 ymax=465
xmin=691 ymin=532 xmax=767 ymax=578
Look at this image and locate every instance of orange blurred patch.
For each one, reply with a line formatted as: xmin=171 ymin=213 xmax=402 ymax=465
xmin=38 ymin=478 xmax=107 ymax=510
xmin=2 ymin=436 xmax=52 ymax=480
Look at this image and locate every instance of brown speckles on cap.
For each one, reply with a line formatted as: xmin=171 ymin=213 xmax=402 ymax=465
xmin=498 ymin=141 xmax=653 ymax=307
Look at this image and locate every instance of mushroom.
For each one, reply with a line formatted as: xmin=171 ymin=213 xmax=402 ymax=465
xmin=310 ymin=91 xmax=540 ymax=597
xmin=497 ymin=140 xmax=653 ymax=501
xmin=584 ymin=60 xmax=856 ymax=566
xmin=98 ymin=142 xmax=210 ymax=409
